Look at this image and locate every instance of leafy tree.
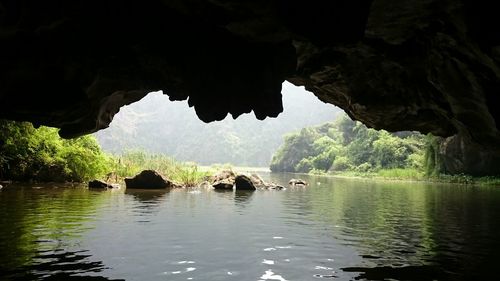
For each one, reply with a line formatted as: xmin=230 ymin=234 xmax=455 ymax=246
xmin=423 ymin=134 xmax=443 ymax=176
xmin=270 ymin=128 xmax=319 ymax=172
xmin=0 ymin=120 xmax=109 ymax=182
xmin=331 ymin=156 xmax=352 ymax=171
xmin=295 ymin=158 xmax=314 ymax=173
xmin=270 ymin=113 xmax=427 ymax=174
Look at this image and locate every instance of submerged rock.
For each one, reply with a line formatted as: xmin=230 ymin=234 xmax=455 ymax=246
xmin=125 ymin=170 xmax=179 ymax=189
xmin=198 ymin=181 xmax=213 ymax=189
xmin=88 ymin=179 xmax=117 ymax=189
xmin=289 ymin=179 xmax=308 ymax=186
xmin=234 ymin=175 xmax=256 ymax=190
xmin=212 ymin=179 xmax=234 ymax=190
xmin=266 ymin=183 xmax=286 ymax=190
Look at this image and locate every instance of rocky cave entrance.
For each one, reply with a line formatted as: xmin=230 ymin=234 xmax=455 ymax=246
xmin=0 ymin=0 xmax=499 ymax=175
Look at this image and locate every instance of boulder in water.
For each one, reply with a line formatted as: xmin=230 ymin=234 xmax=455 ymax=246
xmin=266 ymin=183 xmax=286 ymax=190
xmin=211 ymin=170 xmax=236 ymax=183
xmin=234 ymin=175 xmax=256 ymax=190
xmin=289 ymin=179 xmax=308 ymax=186
xmin=212 ymin=179 xmax=234 ymax=190
xmin=88 ymin=179 xmax=117 ymax=189
xmin=125 ymin=170 xmax=178 ymax=189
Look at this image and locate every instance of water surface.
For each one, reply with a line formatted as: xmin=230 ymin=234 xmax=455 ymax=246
xmin=1 ymin=174 xmax=499 ymax=280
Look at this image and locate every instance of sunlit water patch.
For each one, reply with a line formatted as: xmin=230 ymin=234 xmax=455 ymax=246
xmin=1 ymin=175 xmax=500 ymax=280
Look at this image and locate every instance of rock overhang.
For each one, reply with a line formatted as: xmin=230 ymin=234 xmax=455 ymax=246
xmin=0 ymin=0 xmax=498 ymax=153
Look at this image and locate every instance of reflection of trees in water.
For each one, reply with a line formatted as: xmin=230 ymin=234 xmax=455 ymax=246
xmin=1 ymin=249 xmax=124 ymax=281
xmin=301 ymin=177 xmax=500 ymax=280
xmin=0 ymin=184 xmax=115 ymax=278
xmin=420 ymin=186 xmax=500 ymax=280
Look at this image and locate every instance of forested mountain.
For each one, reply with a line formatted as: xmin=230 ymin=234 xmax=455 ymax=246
xmin=270 ymin=114 xmax=426 ymax=174
xmin=95 ymin=82 xmax=341 ymax=166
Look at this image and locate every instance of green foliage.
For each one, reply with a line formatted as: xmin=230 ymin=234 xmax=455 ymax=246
xmin=424 ymin=134 xmax=443 ymax=176
xmin=270 ymin=113 xmax=427 ymax=175
xmin=331 ymin=156 xmax=352 ymax=171
xmin=269 ymin=128 xmax=319 ymax=172
xmin=377 ymin=168 xmax=424 ymax=179
xmin=0 ymin=120 xmax=109 ymax=182
xmin=355 ymin=162 xmax=372 ymax=173
xmin=295 ymin=158 xmax=314 ymax=173
xmin=95 ymin=87 xmax=342 ymax=167
xmin=109 ymin=150 xmax=208 ymax=186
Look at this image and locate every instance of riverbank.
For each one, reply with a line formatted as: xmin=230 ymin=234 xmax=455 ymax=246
xmin=309 ymin=168 xmax=500 ymax=187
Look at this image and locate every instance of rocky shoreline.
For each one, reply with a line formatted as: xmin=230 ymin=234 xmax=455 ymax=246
xmin=88 ymin=169 xmax=307 ymax=191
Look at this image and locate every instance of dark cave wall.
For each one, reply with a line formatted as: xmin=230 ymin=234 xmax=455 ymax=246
xmin=0 ymin=0 xmax=499 ymax=175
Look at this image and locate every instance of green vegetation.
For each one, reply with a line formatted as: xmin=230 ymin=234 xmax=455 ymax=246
xmin=0 ymin=120 xmax=109 ymax=182
xmin=0 ymin=120 xmax=208 ymax=186
xmin=270 ymin=114 xmax=425 ymax=175
xmin=109 ymin=150 xmax=209 ymax=186
xmin=95 ymin=86 xmax=341 ymax=167
xmin=270 ymin=114 xmax=500 ymax=185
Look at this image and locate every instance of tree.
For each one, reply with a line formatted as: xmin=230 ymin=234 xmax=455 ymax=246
xmin=0 ymin=120 xmax=109 ymax=182
xmin=269 ymin=113 xmax=427 ymax=174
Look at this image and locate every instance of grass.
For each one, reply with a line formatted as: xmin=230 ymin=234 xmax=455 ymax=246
xmin=109 ymin=151 xmax=209 ymax=187
xmin=376 ymin=168 xmax=424 ymax=180
xmin=325 ymin=168 xmax=500 ymax=186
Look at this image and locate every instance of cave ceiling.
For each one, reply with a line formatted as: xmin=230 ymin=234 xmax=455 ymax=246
xmin=0 ymin=0 xmax=498 ymax=153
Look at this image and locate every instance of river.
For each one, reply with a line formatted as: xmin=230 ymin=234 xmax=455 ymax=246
xmin=1 ymin=173 xmax=499 ymax=280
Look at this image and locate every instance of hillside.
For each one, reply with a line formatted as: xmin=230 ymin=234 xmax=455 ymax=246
xmin=95 ymin=82 xmax=342 ymax=166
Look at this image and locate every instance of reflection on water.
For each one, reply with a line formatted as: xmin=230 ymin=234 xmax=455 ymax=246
xmin=2 ymin=249 xmax=124 ymax=281
xmin=1 ymin=176 xmax=500 ymax=280
xmin=125 ymin=189 xmax=170 ymax=203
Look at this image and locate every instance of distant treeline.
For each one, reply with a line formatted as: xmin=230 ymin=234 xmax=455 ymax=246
xmin=270 ymin=114 xmax=436 ymax=176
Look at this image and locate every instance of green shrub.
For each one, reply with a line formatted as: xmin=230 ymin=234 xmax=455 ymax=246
xmin=295 ymin=158 xmax=314 ymax=173
xmin=355 ymin=162 xmax=372 ymax=172
xmin=0 ymin=120 xmax=109 ymax=182
xmin=331 ymin=156 xmax=352 ymax=171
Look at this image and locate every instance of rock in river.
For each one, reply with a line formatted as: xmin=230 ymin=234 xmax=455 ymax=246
xmin=211 ymin=170 xmax=236 ymax=183
xmin=289 ymin=179 xmax=308 ymax=186
xmin=212 ymin=179 xmax=234 ymax=190
xmin=88 ymin=180 xmax=118 ymax=189
xmin=234 ymin=175 xmax=256 ymax=190
xmin=125 ymin=170 xmax=178 ymax=189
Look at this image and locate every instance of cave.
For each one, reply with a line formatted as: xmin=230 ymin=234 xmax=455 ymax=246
xmin=0 ymin=0 xmax=499 ymax=175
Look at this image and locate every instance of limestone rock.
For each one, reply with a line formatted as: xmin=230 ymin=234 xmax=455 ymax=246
xmin=234 ymin=175 xmax=257 ymax=190
xmin=266 ymin=183 xmax=286 ymax=190
xmin=1 ymin=1 xmax=499 ymax=175
xmin=88 ymin=180 xmax=117 ymax=189
xmin=211 ymin=170 xmax=236 ymax=184
xmin=212 ymin=179 xmax=234 ymax=190
xmin=289 ymin=179 xmax=308 ymax=186
xmin=125 ymin=170 xmax=178 ymax=189
xmin=439 ymin=135 xmax=500 ymax=176
xmin=249 ymin=173 xmax=266 ymax=187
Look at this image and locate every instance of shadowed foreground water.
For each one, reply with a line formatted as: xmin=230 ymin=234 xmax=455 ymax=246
xmin=1 ymin=174 xmax=500 ymax=280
